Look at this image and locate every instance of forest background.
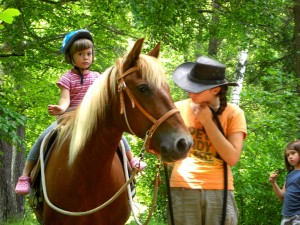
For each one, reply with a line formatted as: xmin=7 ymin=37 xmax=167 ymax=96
xmin=0 ymin=0 xmax=300 ymax=224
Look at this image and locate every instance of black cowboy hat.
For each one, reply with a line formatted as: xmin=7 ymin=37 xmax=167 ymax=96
xmin=172 ymin=56 xmax=238 ymax=93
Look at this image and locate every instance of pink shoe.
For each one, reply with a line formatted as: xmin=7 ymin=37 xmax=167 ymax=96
xmin=130 ymin=158 xmax=147 ymax=171
xmin=15 ymin=176 xmax=31 ymax=195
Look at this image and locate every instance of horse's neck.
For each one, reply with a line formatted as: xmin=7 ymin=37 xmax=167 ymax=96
xmin=72 ymin=126 xmax=123 ymax=173
xmin=69 ymin=99 xmax=125 ymax=173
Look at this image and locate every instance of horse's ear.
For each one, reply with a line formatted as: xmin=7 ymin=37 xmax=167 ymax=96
xmin=148 ymin=42 xmax=160 ymax=58
xmin=123 ymin=38 xmax=144 ymax=72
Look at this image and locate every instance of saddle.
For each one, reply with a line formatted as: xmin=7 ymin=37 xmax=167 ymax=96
xmin=29 ymin=129 xmax=58 ymax=224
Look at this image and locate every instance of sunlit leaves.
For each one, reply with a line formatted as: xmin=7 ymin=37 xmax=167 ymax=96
xmin=0 ymin=8 xmax=21 ymax=29
xmin=0 ymin=0 xmax=299 ymax=224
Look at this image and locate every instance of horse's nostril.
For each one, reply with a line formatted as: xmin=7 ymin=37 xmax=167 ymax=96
xmin=176 ymin=137 xmax=192 ymax=153
xmin=159 ymin=136 xmax=193 ymax=162
xmin=177 ymin=138 xmax=187 ymax=152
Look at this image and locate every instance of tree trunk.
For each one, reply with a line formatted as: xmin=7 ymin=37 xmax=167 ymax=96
xmin=208 ymin=0 xmax=221 ymax=56
xmin=231 ymin=49 xmax=248 ymax=105
xmin=0 ymin=0 xmax=27 ymax=219
xmin=294 ymin=0 xmax=300 ymax=96
xmin=0 ymin=125 xmax=26 ymax=223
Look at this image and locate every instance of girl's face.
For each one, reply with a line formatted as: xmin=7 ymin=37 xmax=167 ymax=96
xmin=286 ymin=149 xmax=300 ymax=169
xmin=188 ymin=87 xmax=221 ymax=105
xmin=72 ymin=47 xmax=93 ymax=70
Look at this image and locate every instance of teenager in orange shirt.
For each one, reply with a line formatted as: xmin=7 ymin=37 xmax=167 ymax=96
xmin=169 ymin=56 xmax=247 ymax=225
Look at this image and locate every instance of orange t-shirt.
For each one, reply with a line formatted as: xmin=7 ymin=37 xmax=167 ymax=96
xmin=170 ymin=99 xmax=247 ymax=190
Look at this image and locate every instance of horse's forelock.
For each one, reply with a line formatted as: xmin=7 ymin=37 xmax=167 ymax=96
xmin=138 ymin=54 xmax=166 ymax=89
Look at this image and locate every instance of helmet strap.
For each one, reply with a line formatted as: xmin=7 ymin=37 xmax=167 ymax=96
xmin=73 ymin=66 xmax=84 ymax=84
xmin=71 ymin=59 xmax=92 ymax=84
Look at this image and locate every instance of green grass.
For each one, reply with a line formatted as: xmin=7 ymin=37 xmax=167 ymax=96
xmin=3 ymin=209 xmax=37 ymax=225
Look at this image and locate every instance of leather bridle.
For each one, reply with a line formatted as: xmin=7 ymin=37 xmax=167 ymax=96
xmin=116 ymin=59 xmax=179 ymax=152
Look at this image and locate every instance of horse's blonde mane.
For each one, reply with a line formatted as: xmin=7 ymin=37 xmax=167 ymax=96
xmin=57 ymin=53 xmax=166 ymax=165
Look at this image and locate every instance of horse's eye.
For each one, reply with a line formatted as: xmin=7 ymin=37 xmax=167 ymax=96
xmin=138 ymin=84 xmax=151 ymax=94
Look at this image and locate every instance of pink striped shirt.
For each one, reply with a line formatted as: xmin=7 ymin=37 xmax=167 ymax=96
xmin=57 ymin=70 xmax=100 ymax=107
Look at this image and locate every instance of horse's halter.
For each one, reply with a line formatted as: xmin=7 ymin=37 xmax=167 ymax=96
xmin=116 ymin=59 xmax=179 ymax=153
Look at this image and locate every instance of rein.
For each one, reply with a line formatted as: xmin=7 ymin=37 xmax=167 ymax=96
xmin=117 ymin=59 xmax=180 ymax=152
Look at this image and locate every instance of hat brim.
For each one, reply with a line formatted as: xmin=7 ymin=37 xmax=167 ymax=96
xmin=172 ymin=62 xmax=238 ymax=93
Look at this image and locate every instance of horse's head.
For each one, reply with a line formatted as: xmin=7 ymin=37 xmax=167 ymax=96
xmin=115 ymin=38 xmax=193 ymax=162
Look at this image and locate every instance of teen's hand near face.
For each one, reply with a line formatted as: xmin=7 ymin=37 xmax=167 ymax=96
xmin=190 ymin=102 xmax=213 ymax=125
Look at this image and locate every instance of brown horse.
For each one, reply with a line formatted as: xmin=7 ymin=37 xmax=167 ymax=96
xmin=38 ymin=38 xmax=192 ymax=225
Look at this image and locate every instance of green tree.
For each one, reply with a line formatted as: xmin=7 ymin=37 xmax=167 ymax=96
xmin=0 ymin=0 xmax=299 ymax=224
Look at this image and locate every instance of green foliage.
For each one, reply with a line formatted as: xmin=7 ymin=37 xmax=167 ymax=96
xmin=0 ymin=103 xmax=25 ymax=148
xmin=0 ymin=73 xmax=26 ymax=149
xmin=1 ymin=0 xmax=299 ymax=224
xmin=234 ymin=70 xmax=299 ymax=224
xmin=0 ymin=7 xmax=20 ymax=29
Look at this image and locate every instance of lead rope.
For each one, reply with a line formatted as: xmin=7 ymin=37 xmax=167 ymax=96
xmin=210 ymin=108 xmax=228 ymax=225
xmin=164 ymin=163 xmax=175 ymax=225
xmin=120 ymin=140 xmax=160 ymax=225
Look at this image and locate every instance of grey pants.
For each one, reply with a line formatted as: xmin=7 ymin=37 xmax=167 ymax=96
xmin=27 ymin=121 xmax=57 ymax=162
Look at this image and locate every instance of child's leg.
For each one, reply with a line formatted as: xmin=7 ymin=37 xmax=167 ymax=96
xmin=21 ymin=160 xmax=36 ymax=177
xmin=126 ymin=150 xmax=134 ymax=162
xmin=26 ymin=121 xmax=57 ymax=164
xmin=15 ymin=160 xmax=35 ymax=195
xmin=127 ymin=150 xmax=147 ymax=171
xmin=15 ymin=122 xmax=57 ymax=194
xmin=122 ymin=135 xmax=147 ymax=171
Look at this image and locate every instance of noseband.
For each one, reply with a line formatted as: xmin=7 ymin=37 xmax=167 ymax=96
xmin=117 ymin=59 xmax=179 ymax=152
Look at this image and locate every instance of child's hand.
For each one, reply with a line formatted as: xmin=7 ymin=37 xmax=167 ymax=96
xmin=269 ymin=171 xmax=278 ymax=183
xmin=48 ymin=105 xmax=65 ymax=115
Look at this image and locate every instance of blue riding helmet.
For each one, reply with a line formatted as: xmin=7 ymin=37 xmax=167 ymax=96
xmin=62 ymin=29 xmax=94 ymax=64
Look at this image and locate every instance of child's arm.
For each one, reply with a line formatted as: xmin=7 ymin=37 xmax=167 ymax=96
xmin=269 ymin=171 xmax=285 ymax=202
xmin=48 ymin=86 xmax=70 ymax=116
